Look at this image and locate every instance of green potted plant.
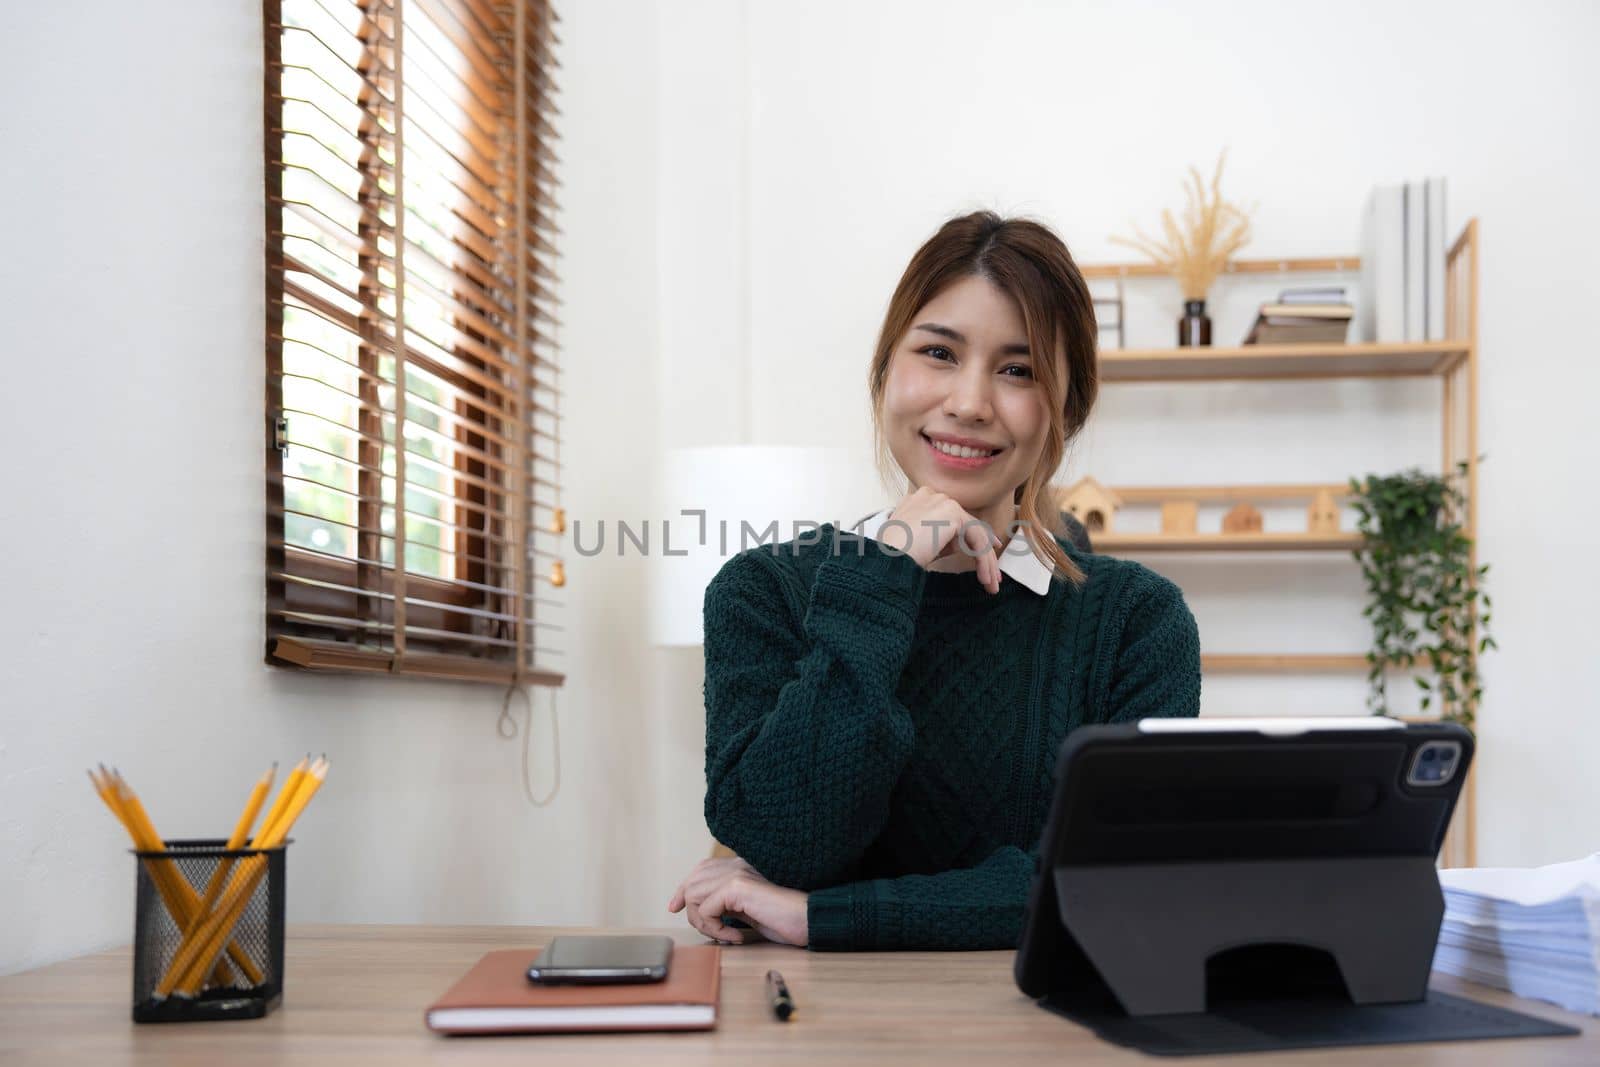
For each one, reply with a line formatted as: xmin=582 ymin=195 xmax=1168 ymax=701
xmin=1348 ymin=461 xmax=1495 ymax=728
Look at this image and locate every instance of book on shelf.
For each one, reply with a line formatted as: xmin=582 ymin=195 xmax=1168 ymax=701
xmin=1243 ymin=316 xmax=1352 ymax=345
xmin=1426 ymin=176 xmax=1447 ymax=341
xmin=1359 ymin=184 xmax=1405 ymax=342
xmin=1278 ymin=286 xmax=1348 ymax=305
xmin=1258 ymin=303 xmax=1352 ymax=320
xmin=1242 ymin=301 xmax=1353 ymax=345
xmin=1405 ymin=181 xmax=1426 ymax=342
xmin=1359 ymin=178 xmax=1447 ymax=343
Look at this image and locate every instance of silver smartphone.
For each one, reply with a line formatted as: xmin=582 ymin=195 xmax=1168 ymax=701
xmin=525 ymin=935 xmax=674 ymax=984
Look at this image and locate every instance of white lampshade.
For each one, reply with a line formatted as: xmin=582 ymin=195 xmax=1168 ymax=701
xmin=648 ymin=445 xmax=877 ymax=646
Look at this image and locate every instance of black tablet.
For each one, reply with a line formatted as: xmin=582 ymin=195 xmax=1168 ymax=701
xmin=1014 ymin=717 xmax=1474 ymax=1005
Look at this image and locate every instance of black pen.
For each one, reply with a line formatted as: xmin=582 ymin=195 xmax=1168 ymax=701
xmin=766 ymin=969 xmax=795 ymax=1021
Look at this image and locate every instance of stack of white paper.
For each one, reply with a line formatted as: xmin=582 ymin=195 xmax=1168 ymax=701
xmin=1433 ymin=852 xmax=1600 ymax=1016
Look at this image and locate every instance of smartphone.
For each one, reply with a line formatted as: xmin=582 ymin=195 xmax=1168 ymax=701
xmin=526 ymin=935 xmax=674 ymax=984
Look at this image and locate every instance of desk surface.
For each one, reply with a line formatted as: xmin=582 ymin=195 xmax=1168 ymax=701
xmin=0 ymin=924 xmax=1592 ymax=1065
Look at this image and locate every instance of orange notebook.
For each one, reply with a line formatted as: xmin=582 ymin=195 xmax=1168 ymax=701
xmin=425 ymin=946 xmax=721 ymax=1034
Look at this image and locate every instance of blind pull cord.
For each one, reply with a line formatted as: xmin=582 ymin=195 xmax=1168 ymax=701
xmin=499 ymin=680 xmax=560 ymax=808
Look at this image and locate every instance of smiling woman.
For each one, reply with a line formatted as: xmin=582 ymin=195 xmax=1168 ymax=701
xmin=871 ymin=213 xmax=1099 ymax=586
xmin=885 ymin=278 xmax=1053 ymax=540
xmin=672 ymin=212 xmax=1203 ymax=953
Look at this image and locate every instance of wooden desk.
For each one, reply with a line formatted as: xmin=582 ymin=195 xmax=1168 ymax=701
xmin=0 ymin=924 xmax=1592 ymax=1065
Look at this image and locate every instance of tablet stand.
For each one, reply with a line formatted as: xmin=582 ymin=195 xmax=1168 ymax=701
xmin=1052 ymin=855 xmax=1443 ymax=1017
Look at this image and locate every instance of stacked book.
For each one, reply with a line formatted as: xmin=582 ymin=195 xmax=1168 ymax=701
xmin=1432 ymin=852 xmax=1600 ymax=1016
xmin=1241 ymin=286 xmax=1354 ymax=345
xmin=1358 ymin=177 xmax=1448 ymax=342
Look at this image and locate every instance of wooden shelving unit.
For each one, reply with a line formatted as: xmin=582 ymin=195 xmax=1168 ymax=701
xmin=1101 ymin=340 xmax=1468 ymax=383
xmin=1201 ymin=654 xmax=1368 ymax=673
xmin=1082 ymin=255 xmax=1363 ymax=279
xmin=1095 ymin=532 xmax=1363 ymax=552
xmin=1079 ymin=224 xmax=1483 ymax=866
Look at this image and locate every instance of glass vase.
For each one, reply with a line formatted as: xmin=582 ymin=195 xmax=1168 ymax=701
xmin=1178 ymin=299 xmax=1212 ymax=347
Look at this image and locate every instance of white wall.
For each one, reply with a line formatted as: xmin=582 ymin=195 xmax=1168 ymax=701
xmin=3 ymin=0 xmax=1596 ymax=975
xmin=0 ymin=0 xmax=673 ymax=975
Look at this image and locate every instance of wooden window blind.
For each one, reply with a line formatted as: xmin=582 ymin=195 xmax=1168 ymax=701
xmin=263 ymin=0 xmax=565 ymax=687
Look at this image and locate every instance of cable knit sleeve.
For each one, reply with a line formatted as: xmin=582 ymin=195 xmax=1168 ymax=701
xmin=702 ymin=537 xmax=926 ymax=890
xmin=1098 ymin=568 xmax=1203 ymax=723
xmin=806 ymin=844 xmax=1036 ymax=951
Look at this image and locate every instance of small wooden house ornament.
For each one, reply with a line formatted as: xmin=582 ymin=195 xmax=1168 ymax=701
xmin=1307 ymin=490 xmax=1340 ymax=534
xmin=1222 ymin=502 xmax=1263 ymax=535
xmin=1060 ymin=476 xmax=1123 ymax=534
xmin=1161 ymin=500 xmax=1199 ymax=535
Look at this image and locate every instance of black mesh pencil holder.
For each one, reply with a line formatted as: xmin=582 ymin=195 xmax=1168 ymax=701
xmin=130 ymin=838 xmax=288 ymax=1023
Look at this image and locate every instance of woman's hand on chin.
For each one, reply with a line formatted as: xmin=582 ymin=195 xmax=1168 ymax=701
xmin=667 ymin=855 xmax=808 ymax=948
xmin=884 ymin=485 xmax=1004 ymax=594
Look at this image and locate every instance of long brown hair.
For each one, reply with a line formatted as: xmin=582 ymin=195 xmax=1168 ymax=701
xmin=869 ymin=211 xmax=1099 ymax=586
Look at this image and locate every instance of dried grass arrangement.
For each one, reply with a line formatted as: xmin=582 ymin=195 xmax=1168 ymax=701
xmin=1112 ymin=151 xmax=1254 ymax=300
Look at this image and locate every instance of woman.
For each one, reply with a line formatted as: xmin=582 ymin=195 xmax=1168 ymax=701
xmin=668 ymin=211 xmax=1202 ymax=950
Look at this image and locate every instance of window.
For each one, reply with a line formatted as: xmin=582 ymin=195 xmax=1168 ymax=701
xmin=264 ymin=0 xmax=565 ymax=686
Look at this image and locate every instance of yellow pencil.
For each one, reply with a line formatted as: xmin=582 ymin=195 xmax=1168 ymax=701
xmin=161 ymin=755 xmax=303 ymax=994
xmin=101 ymin=769 xmax=259 ymax=987
xmin=169 ymin=764 xmax=277 ymax=985
xmin=90 ymin=767 xmax=190 ymax=941
xmin=115 ymin=769 xmax=260 ymax=985
xmin=88 ymin=768 xmax=132 ymax=834
xmin=205 ymin=763 xmax=276 ymax=896
xmin=149 ymin=759 xmax=302 ymax=998
xmin=168 ymin=759 xmax=328 ymax=996
xmin=98 ymin=770 xmax=192 ymax=935
xmin=253 ymin=756 xmax=309 ymax=846
xmin=164 ymin=759 xmax=330 ymax=997
xmin=154 ymin=757 xmax=295 ymax=999
xmin=90 ymin=768 xmax=207 ymax=973
xmin=261 ymin=756 xmax=326 ymax=849
xmin=88 ymin=765 xmax=201 ymax=946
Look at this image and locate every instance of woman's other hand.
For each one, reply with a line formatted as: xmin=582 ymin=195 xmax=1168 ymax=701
xmin=667 ymin=856 xmax=809 ymax=947
xmin=880 ymin=486 xmax=1003 ymax=594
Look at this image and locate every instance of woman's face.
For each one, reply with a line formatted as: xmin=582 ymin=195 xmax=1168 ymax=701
xmin=881 ymin=274 xmax=1055 ymax=524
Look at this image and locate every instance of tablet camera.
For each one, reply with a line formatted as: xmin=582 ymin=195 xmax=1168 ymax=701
xmin=1406 ymin=740 xmax=1462 ymax=786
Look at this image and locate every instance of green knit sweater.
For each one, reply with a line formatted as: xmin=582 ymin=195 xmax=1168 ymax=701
xmin=701 ymin=524 xmax=1201 ymax=951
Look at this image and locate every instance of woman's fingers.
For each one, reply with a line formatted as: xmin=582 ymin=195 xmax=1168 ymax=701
xmin=683 ymin=893 xmax=747 ymax=943
xmin=682 ymin=866 xmax=738 ymax=906
xmin=886 ymin=489 xmax=1013 ymax=593
xmin=948 ymin=505 xmax=1001 ymax=595
xmin=729 ymin=914 xmax=772 ymax=943
xmin=673 ymin=860 xmax=758 ymax=927
xmin=677 ymin=868 xmax=760 ymax=944
xmin=667 ymin=866 xmax=708 ymax=912
xmin=668 ymin=870 xmax=699 ymax=912
xmin=959 ymin=517 xmax=1001 ymax=594
xmin=669 ymin=856 xmax=760 ymax=913
xmin=685 ymin=903 xmax=746 ymax=944
xmin=671 ymin=852 xmax=802 ymax=943
xmin=671 ymin=861 xmax=808 ymax=947
xmin=696 ymin=879 xmax=743 ymax=932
